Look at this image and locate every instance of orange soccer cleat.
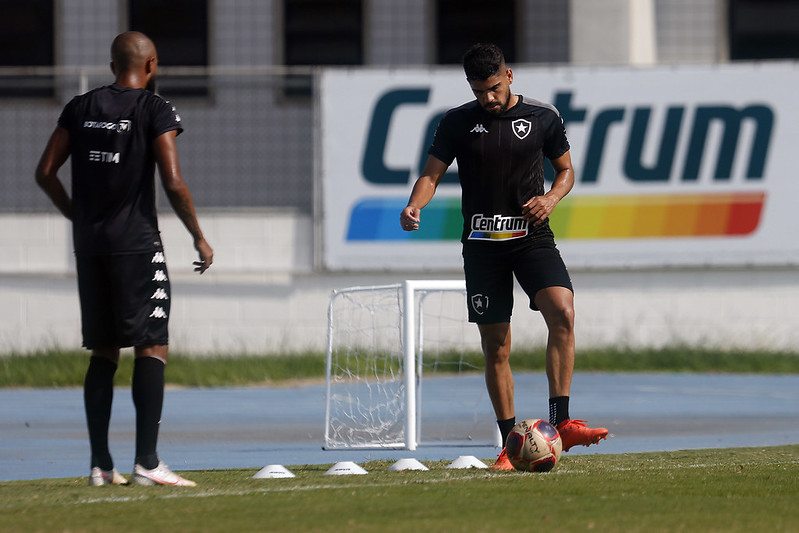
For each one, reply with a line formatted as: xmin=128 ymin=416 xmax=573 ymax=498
xmin=489 ymin=447 xmax=515 ymax=471
xmin=556 ymin=419 xmax=609 ymax=452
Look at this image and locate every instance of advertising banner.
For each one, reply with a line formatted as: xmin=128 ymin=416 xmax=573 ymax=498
xmin=319 ymin=63 xmax=798 ymax=270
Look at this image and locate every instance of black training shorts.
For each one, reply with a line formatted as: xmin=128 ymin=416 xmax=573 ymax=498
xmin=462 ymin=240 xmax=573 ymax=323
xmin=76 ymin=248 xmax=171 ymax=349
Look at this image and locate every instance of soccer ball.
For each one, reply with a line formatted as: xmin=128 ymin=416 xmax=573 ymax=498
xmin=505 ymin=418 xmax=562 ymax=472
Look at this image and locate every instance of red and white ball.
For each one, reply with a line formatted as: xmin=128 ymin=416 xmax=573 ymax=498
xmin=505 ymin=418 xmax=563 ymax=472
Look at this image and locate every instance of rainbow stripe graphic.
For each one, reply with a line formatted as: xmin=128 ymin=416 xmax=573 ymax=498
xmin=345 ymin=192 xmax=765 ymax=241
xmin=347 ymin=197 xmax=462 ymax=241
xmin=550 ymin=192 xmax=765 ymax=239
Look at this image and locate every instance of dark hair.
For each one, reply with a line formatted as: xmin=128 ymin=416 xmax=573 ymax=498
xmin=462 ymin=43 xmax=505 ymax=81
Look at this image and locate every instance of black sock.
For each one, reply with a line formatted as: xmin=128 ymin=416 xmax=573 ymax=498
xmin=84 ymin=356 xmax=117 ymax=471
xmin=132 ymin=357 xmax=165 ymax=470
xmin=549 ymin=396 xmax=570 ymax=427
xmin=497 ymin=417 xmax=516 ymax=447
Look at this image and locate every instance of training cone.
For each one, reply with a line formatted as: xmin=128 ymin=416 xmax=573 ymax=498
xmin=325 ymin=461 xmax=368 ymax=475
xmin=387 ymin=458 xmax=429 ymax=471
xmin=253 ymin=464 xmax=295 ymax=479
xmin=446 ymin=456 xmax=489 ymax=469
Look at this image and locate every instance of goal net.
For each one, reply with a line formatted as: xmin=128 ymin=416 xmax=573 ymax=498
xmin=324 ymin=280 xmax=501 ymax=450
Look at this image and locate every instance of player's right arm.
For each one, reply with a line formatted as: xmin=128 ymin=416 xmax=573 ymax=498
xmin=35 ymin=126 xmax=73 ymax=220
xmin=400 ymin=155 xmax=449 ymax=231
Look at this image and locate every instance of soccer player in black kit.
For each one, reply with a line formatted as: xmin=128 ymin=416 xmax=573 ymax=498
xmin=400 ymin=43 xmax=608 ymax=470
xmin=36 ymin=31 xmax=213 ymax=486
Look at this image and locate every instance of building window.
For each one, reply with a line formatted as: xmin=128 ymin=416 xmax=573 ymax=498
xmin=0 ymin=0 xmax=54 ymax=97
xmin=729 ymin=0 xmax=799 ymax=60
xmin=129 ymin=0 xmax=209 ymax=97
xmin=436 ymin=0 xmax=517 ymax=64
xmin=283 ymin=0 xmax=364 ymax=96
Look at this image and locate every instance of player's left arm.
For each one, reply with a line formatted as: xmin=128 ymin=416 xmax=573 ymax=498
xmin=35 ymin=126 xmax=73 ymax=220
xmin=153 ymin=129 xmax=214 ymax=274
xmin=522 ymin=150 xmax=574 ymax=226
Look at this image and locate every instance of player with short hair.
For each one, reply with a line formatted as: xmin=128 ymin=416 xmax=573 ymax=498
xmin=400 ymin=43 xmax=607 ymax=470
xmin=35 ymin=31 xmax=213 ymax=486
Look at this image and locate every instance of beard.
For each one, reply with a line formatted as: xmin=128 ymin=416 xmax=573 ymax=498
xmin=483 ymin=96 xmax=510 ymax=115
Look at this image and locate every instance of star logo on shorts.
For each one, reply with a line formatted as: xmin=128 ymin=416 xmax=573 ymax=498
xmin=471 ymin=294 xmax=489 ymax=315
xmin=512 ymin=119 xmax=531 ymax=140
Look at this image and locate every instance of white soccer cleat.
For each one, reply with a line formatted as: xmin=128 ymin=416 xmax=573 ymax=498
xmin=132 ymin=461 xmax=197 ymax=487
xmin=89 ymin=467 xmax=128 ymax=486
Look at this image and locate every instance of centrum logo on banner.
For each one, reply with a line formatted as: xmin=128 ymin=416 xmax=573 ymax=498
xmin=346 ymin=85 xmax=773 ymax=242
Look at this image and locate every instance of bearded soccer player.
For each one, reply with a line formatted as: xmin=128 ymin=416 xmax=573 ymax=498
xmin=35 ymin=31 xmax=213 ymax=486
xmin=400 ymin=43 xmax=608 ymax=470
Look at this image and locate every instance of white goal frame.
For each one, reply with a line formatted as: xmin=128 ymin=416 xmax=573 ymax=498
xmin=324 ymin=279 xmax=500 ymax=451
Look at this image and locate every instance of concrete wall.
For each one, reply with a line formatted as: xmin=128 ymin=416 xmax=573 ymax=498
xmin=570 ymin=0 xmax=724 ymax=65
xmin=3 ymin=213 xmax=798 ymax=356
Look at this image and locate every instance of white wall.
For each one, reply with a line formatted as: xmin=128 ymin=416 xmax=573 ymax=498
xmin=2 ymin=213 xmax=798 ymax=356
xmin=570 ymin=0 xmax=657 ymax=65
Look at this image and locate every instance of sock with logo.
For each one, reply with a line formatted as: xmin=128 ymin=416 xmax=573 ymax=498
xmin=497 ymin=417 xmax=516 ymax=447
xmin=132 ymin=356 xmax=165 ymax=470
xmin=84 ymin=355 xmax=117 ymax=471
xmin=549 ymin=396 xmax=570 ymax=427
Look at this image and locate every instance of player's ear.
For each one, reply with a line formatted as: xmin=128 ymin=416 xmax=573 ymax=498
xmin=144 ymin=56 xmax=157 ymax=75
xmin=506 ymin=68 xmax=513 ymax=85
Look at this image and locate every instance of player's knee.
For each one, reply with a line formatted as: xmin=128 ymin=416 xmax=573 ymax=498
xmin=481 ymin=335 xmax=510 ymax=365
xmin=548 ymin=304 xmax=574 ymax=333
xmin=483 ymin=349 xmax=510 ymax=368
xmin=562 ymin=305 xmax=575 ymax=328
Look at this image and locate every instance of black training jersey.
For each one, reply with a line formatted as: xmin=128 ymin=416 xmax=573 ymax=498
xmin=428 ymin=95 xmax=569 ymax=245
xmin=58 ymin=84 xmax=183 ymax=254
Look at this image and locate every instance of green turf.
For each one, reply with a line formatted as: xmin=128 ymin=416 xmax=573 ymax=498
xmin=0 ymin=445 xmax=796 ymax=532
xmin=0 ymin=350 xmax=326 ymax=388
xmin=2 ymin=347 xmax=799 ymax=388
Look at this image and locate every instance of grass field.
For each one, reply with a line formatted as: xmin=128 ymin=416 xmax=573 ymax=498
xmin=3 ymin=347 xmax=799 ymax=388
xmin=3 ymin=350 xmax=797 ymax=532
xmin=0 ymin=445 xmax=797 ymax=532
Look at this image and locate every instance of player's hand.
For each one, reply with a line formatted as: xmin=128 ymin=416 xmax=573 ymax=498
xmin=522 ymin=195 xmax=558 ymax=226
xmin=193 ymin=238 xmax=214 ymax=274
xmin=400 ymin=206 xmax=421 ymax=231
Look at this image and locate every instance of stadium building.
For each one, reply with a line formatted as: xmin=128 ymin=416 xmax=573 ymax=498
xmin=2 ymin=0 xmax=799 ymax=354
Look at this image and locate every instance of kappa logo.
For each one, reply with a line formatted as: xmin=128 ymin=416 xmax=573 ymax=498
xmin=149 ymin=306 xmax=168 ymax=319
xmin=470 ymin=124 xmax=489 ymax=133
xmin=152 ymin=251 xmax=165 ymax=263
xmin=512 ymin=119 xmax=531 ymax=140
xmin=152 ymin=270 xmax=168 ymax=282
xmin=150 ymin=288 xmax=169 ymax=300
xmin=471 ymin=294 xmax=489 ymax=315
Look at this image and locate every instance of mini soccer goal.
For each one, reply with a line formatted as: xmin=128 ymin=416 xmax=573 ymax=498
xmin=323 ymin=280 xmax=501 ymax=450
